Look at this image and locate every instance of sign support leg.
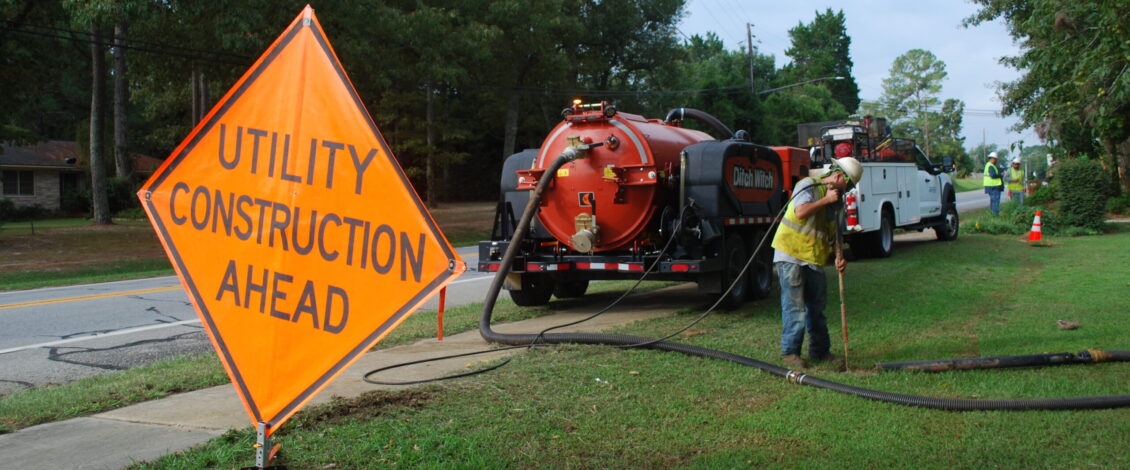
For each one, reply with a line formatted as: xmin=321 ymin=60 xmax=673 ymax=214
xmin=255 ymin=422 xmax=270 ymax=468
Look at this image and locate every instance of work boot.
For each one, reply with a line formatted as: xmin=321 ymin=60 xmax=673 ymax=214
xmin=782 ymin=355 xmax=808 ymax=369
xmin=811 ymin=353 xmax=845 ymax=371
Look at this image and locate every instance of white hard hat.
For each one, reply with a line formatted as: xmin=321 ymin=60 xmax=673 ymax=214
xmin=833 ymin=157 xmax=863 ymax=186
xmin=1012 ymin=157 xmax=1021 ymax=164
xmin=988 ymin=152 xmax=998 ymax=159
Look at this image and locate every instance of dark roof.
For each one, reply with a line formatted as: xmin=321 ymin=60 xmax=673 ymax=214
xmin=0 ymin=140 xmax=81 ymax=169
xmin=0 ymin=141 xmax=163 ymax=173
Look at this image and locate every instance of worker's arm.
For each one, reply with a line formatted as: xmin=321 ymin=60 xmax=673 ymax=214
xmin=793 ymin=187 xmax=840 ymax=220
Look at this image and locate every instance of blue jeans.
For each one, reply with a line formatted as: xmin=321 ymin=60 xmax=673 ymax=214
xmin=777 ymin=261 xmax=830 ymax=358
xmin=1010 ymin=190 xmax=1024 ymax=207
xmin=986 ymin=186 xmax=1002 ymax=216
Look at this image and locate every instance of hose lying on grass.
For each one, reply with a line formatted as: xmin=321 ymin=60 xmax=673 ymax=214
xmin=478 ymin=150 xmax=1130 ymax=411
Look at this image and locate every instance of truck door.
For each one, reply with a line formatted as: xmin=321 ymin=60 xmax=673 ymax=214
xmin=917 ymin=171 xmax=942 ymax=218
xmin=897 ymin=165 xmax=919 ymax=225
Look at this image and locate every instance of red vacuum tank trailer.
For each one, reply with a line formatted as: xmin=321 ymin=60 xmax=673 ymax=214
xmin=479 ymin=101 xmax=810 ymax=308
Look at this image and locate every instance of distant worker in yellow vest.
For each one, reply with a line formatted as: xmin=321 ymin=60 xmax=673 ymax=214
xmin=1006 ymin=157 xmax=1024 ymax=206
xmin=983 ymin=152 xmax=1004 ymax=216
xmin=771 ymin=157 xmax=862 ymax=370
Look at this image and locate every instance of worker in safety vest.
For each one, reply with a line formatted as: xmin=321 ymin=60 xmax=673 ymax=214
xmin=983 ymin=152 xmax=1004 ymax=216
xmin=1006 ymin=157 xmax=1024 ymax=207
xmin=770 ymin=157 xmax=862 ymax=370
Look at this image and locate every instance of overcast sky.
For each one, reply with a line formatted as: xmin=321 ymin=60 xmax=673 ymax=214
xmin=678 ymin=0 xmax=1040 ymax=152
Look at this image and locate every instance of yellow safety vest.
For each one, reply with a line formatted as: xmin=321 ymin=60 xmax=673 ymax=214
xmin=1008 ymin=168 xmax=1024 ymax=192
xmin=772 ymin=178 xmax=836 ymax=266
xmin=983 ymin=161 xmax=1002 ymax=187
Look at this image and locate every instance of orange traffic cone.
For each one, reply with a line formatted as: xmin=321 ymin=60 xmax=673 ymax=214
xmin=1027 ymin=210 xmax=1052 ymax=246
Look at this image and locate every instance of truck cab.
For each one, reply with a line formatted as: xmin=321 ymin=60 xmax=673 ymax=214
xmin=800 ymin=117 xmax=959 ymax=258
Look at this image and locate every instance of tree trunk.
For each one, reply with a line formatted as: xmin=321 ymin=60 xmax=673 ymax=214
xmin=113 ymin=20 xmax=131 ymax=179
xmin=1116 ymin=136 xmax=1130 ymax=194
xmin=190 ymin=67 xmax=199 ymax=124
xmin=425 ymin=86 xmax=438 ymax=208
xmin=89 ymin=26 xmax=111 ymax=225
xmin=502 ymin=93 xmax=520 ymax=160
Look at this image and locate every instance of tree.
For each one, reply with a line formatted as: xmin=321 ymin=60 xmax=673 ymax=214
xmin=966 ymin=1 xmax=1130 ymax=193
xmin=781 ymin=8 xmax=861 ymax=112
xmin=864 ymin=49 xmax=951 ymax=157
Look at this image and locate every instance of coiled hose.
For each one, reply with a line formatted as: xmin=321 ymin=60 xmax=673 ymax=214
xmin=479 ymin=152 xmax=1130 ymax=411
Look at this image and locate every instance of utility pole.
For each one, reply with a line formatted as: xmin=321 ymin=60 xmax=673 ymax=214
xmin=747 ymin=23 xmax=755 ymax=93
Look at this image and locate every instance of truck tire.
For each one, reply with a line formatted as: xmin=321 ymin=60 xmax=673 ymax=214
xmin=746 ymin=229 xmax=773 ymax=300
xmin=719 ymin=233 xmax=749 ymax=310
xmin=935 ymin=197 xmax=959 ymax=241
xmin=553 ymin=280 xmax=589 ymax=299
xmin=508 ymin=274 xmax=555 ymax=306
xmin=870 ymin=208 xmax=894 ymax=258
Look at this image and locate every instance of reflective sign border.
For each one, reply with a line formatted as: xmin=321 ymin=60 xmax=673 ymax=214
xmin=140 ymin=13 xmax=460 ymax=428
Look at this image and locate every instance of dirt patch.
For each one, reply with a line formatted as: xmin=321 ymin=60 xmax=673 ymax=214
xmin=0 ymin=223 xmax=166 ymax=274
xmin=285 ymin=389 xmax=432 ymax=431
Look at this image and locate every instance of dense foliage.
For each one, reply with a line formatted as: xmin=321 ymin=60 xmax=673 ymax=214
xmin=1053 ymin=157 xmax=1109 ymax=230
xmin=967 ymin=0 xmax=1130 ymax=193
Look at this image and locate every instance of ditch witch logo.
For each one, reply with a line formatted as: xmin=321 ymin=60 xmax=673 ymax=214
xmin=732 ymin=165 xmax=774 ymax=190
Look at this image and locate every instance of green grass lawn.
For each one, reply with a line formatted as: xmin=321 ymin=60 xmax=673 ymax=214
xmin=119 ymin=227 xmax=1130 ymax=469
xmin=952 ymin=176 xmax=983 ymax=193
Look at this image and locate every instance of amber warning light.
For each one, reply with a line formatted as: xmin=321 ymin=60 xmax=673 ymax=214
xmin=136 ymin=6 xmax=465 ymax=461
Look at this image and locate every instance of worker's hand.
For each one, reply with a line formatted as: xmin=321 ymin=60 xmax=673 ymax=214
xmin=835 ymin=255 xmax=846 ymax=273
xmin=824 ymin=188 xmax=841 ymax=204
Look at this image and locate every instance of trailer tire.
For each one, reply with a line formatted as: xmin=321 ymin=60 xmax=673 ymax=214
xmin=508 ymin=274 xmax=555 ymax=306
xmin=719 ymin=233 xmax=749 ymax=310
xmin=747 ymin=230 xmax=773 ymax=300
xmin=553 ymin=280 xmax=589 ymax=299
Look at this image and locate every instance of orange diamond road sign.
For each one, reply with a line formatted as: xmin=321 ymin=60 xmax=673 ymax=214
xmin=137 ymin=7 xmax=465 ymax=436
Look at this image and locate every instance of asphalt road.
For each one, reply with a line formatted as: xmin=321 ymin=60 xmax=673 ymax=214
xmin=0 ymin=190 xmax=1008 ymax=395
xmin=0 ymin=245 xmax=493 ymax=395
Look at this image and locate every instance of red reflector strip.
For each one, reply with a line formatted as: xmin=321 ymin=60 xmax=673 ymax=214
xmin=575 ymin=262 xmax=643 ymax=272
xmin=481 ymin=263 xmax=500 ymax=271
xmin=670 ymin=264 xmax=690 ymax=272
xmin=526 ymin=263 xmax=572 ymax=272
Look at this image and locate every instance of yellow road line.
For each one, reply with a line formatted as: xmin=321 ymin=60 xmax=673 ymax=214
xmin=0 ymin=285 xmax=181 ymax=310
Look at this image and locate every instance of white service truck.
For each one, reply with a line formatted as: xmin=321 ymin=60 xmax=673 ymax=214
xmin=799 ymin=117 xmax=959 ymax=258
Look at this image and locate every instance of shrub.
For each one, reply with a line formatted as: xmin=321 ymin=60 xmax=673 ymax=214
xmin=115 ymin=207 xmax=147 ymax=219
xmin=107 ymin=176 xmax=141 ymax=215
xmin=1106 ymin=194 xmax=1130 ymax=215
xmin=1026 ymin=184 xmax=1054 ymax=206
xmin=0 ymin=198 xmax=14 ymax=222
xmin=1054 ymin=158 xmax=1109 ymax=230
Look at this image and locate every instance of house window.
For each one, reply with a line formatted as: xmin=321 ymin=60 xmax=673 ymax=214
xmin=2 ymin=170 xmax=35 ymax=196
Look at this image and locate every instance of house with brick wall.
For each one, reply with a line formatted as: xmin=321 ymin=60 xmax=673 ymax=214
xmin=0 ymin=141 xmax=162 ymax=212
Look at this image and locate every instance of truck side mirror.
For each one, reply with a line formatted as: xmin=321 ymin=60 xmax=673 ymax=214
xmin=941 ymin=156 xmax=955 ymax=173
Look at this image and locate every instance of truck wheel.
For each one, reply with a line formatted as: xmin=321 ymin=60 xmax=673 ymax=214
xmin=870 ymin=209 xmax=894 ymax=258
xmin=746 ymin=230 xmax=773 ymax=300
xmin=720 ymin=233 xmax=749 ymax=310
xmin=553 ymin=280 xmax=589 ymax=299
xmin=935 ymin=200 xmax=959 ymax=241
xmin=508 ymin=274 xmax=555 ymax=306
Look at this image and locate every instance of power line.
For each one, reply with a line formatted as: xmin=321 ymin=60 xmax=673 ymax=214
xmin=2 ymin=20 xmax=252 ymax=65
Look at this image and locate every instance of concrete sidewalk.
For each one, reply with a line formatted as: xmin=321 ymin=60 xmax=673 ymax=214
xmin=0 ymin=284 xmax=699 ymax=470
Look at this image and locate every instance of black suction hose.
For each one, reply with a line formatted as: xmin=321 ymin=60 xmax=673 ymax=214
xmin=479 ymin=152 xmax=1130 ymax=411
xmin=877 ymin=349 xmax=1130 ymax=372
xmin=663 ymin=108 xmax=735 ymax=139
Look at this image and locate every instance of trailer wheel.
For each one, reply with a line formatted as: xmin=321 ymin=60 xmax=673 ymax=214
xmin=746 ymin=230 xmax=773 ymax=300
xmin=870 ymin=208 xmax=895 ymax=258
xmin=508 ymin=274 xmax=555 ymax=306
xmin=719 ymin=233 xmax=749 ymax=310
xmin=553 ymin=280 xmax=589 ymax=299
